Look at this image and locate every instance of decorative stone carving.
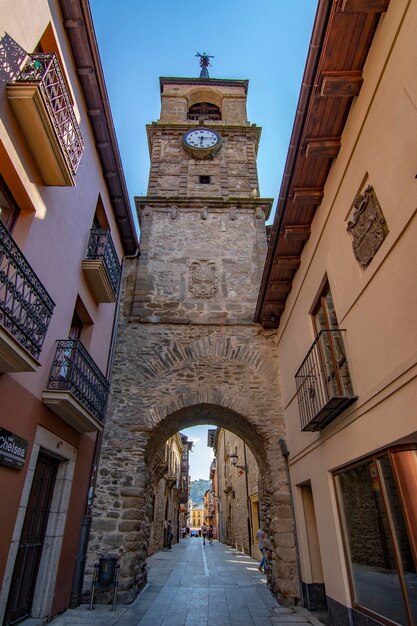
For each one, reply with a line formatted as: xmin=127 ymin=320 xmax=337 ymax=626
xmin=347 ymin=185 xmax=388 ymax=267
xmin=188 ymin=259 xmax=218 ymax=298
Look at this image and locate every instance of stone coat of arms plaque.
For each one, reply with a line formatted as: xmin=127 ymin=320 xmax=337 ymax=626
xmin=188 ymin=259 xmax=219 ymax=298
xmin=346 ymin=185 xmax=388 ymax=268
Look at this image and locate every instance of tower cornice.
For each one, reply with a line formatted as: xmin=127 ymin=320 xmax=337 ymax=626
xmin=160 ymin=77 xmax=249 ymax=94
xmin=135 ymin=195 xmax=273 ymax=222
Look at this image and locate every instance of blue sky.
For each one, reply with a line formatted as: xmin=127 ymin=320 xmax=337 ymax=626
xmin=90 ymin=1 xmax=318 ymax=229
xmin=89 ymin=2 xmax=318 ymax=479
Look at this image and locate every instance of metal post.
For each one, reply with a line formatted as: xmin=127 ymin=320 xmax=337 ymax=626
xmin=70 ymin=515 xmax=92 ymax=607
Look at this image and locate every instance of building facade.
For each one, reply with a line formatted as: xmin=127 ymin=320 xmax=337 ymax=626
xmin=256 ymin=1 xmax=417 ymax=624
xmin=0 ymin=0 xmax=137 ymax=622
xmin=86 ymin=69 xmax=300 ymax=605
xmin=213 ymin=428 xmax=261 ymax=559
xmin=190 ymin=504 xmax=204 ymax=530
xmin=149 ymin=433 xmax=184 ymax=553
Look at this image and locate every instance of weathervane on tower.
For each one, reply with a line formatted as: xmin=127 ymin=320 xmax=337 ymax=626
xmin=196 ymin=52 xmax=214 ymax=78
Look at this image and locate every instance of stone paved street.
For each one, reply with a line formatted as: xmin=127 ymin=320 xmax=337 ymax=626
xmin=50 ymin=539 xmax=326 ymax=626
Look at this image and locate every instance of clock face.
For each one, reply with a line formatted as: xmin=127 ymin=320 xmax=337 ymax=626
xmin=184 ymin=129 xmax=220 ymax=149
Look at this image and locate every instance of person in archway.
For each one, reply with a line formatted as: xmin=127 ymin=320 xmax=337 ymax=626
xmin=166 ymin=519 xmax=173 ymax=549
xmin=256 ymin=527 xmax=266 ymax=572
xmin=208 ymin=524 xmax=214 ymax=546
xmin=201 ymin=522 xmax=208 ymax=545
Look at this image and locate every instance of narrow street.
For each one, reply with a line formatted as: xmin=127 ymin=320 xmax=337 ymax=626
xmin=50 ymin=539 xmax=325 ymax=626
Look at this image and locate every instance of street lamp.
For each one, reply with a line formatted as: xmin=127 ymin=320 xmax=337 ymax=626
xmin=230 ymin=451 xmax=248 ymax=472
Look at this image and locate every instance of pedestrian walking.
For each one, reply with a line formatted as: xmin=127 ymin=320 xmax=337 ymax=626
xmin=256 ymin=527 xmax=267 ymax=572
xmin=208 ymin=524 xmax=214 ymax=545
xmin=166 ymin=519 xmax=173 ymax=550
xmin=201 ymin=522 xmax=208 ymax=545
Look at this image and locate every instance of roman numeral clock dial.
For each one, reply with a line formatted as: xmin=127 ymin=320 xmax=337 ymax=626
xmin=182 ymin=128 xmax=222 ymax=159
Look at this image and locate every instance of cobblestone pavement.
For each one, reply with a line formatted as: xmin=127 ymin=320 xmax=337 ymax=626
xmin=50 ymin=539 xmax=327 ymax=626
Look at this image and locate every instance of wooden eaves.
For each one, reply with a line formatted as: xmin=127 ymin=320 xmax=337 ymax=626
xmin=59 ymin=0 xmax=139 ymax=256
xmin=254 ymin=0 xmax=390 ymax=329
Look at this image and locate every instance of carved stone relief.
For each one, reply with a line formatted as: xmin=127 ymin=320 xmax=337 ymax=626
xmin=347 ymin=185 xmax=388 ymax=268
xmin=188 ymin=259 xmax=219 ymax=298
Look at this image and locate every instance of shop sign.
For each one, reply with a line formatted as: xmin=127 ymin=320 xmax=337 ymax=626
xmin=0 ymin=428 xmax=28 ymax=470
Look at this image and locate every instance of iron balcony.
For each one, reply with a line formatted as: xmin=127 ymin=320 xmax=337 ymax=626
xmin=295 ymin=329 xmax=357 ymax=432
xmin=82 ymin=229 xmax=121 ymax=303
xmin=0 ymin=221 xmax=55 ymax=372
xmin=7 ymin=52 xmax=84 ymax=186
xmin=42 ymin=339 xmax=109 ymax=432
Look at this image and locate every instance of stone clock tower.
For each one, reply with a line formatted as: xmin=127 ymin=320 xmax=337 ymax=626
xmin=87 ymin=68 xmax=298 ymax=606
xmin=132 ymin=75 xmax=272 ymax=323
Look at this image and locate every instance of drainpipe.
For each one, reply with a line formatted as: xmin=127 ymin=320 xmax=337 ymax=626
xmin=279 ymin=438 xmax=304 ymax=606
xmin=70 ymin=250 xmax=139 ymax=606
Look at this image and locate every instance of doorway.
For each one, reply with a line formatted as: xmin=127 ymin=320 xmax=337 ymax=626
xmin=4 ymin=453 xmax=58 ymax=624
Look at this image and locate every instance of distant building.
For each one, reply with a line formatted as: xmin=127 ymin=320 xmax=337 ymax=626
xmin=190 ymin=504 xmax=204 ymax=530
xmin=179 ymin=434 xmax=193 ymax=531
xmin=213 ymin=429 xmax=260 ymax=558
xmin=149 ymin=434 xmax=184 ymax=552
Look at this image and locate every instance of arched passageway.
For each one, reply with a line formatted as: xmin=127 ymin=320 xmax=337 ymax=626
xmin=87 ymin=380 xmax=299 ymax=606
xmin=85 ymin=253 xmax=299 ymax=605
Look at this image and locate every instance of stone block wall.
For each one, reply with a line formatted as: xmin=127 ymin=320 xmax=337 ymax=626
xmin=131 ymin=202 xmax=269 ymax=324
xmin=159 ymin=81 xmax=248 ymax=125
xmin=85 ymin=313 xmax=300 ymax=605
xmin=145 ymin=128 xmax=261 ymax=197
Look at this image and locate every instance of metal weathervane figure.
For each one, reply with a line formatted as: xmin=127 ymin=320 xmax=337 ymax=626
xmin=196 ymin=52 xmax=214 ymax=78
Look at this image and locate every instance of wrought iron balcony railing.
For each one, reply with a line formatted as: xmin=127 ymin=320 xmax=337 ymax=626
xmin=45 ymin=339 xmax=109 ymax=424
xmin=14 ymin=53 xmax=84 ymax=176
xmin=84 ymin=229 xmax=121 ymax=298
xmin=295 ymin=329 xmax=357 ymax=432
xmin=0 ymin=221 xmax=55 ymax=362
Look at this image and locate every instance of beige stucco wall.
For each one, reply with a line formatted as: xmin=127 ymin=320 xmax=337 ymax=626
xmin=276 ymin=0 xmax=417 ymax=609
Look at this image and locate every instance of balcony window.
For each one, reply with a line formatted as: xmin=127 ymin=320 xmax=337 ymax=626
xmin=295 ymin=284 xmax=357 ymax=431
xmin=82 ymin=228 xmax=121 ymax=303
xmin=42 ymin=339 xmax=109 ymax=432
xmin=7 ymin=53 xmax=84 ymax=186
xmin=0 ymin=221 xmax=54 ymax=371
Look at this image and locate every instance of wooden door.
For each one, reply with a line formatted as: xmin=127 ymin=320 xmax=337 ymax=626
xmin=4 ymin=453 xmax=58 ymax=624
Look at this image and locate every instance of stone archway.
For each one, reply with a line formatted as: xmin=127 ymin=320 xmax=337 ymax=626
xmin=85 ymin=321 xmax=300 ymax=606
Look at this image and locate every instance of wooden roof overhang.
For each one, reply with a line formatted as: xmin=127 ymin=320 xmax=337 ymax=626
xmin=58 ymin=0 xmax=139 ymax=255
xmin=255 ymin=0 xmax=390 ymax=329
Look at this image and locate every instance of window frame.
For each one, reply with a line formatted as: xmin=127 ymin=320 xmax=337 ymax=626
xmin=334 ymin=445 xmax=417 ymax=626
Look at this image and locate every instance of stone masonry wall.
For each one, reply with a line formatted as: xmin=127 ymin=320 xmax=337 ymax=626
xmin=86 ymin=314 xmax=300 ymax=604
xmin=146 ymin=129 xmax=260 ymax=197
xmin=131 ymin=205 xmax=268 ymax=324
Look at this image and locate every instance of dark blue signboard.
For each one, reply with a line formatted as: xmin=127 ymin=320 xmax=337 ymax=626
xmin=0 ymin=428 xmax=28 ymax=470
